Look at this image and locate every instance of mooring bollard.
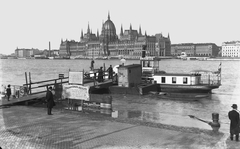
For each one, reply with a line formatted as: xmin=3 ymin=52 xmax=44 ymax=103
xmin=208 ymin=113 xmax=221 ymax=132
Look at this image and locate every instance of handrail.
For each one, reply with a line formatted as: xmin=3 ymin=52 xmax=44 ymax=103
xmin=23 ymin=77 xmax=69 ymax=85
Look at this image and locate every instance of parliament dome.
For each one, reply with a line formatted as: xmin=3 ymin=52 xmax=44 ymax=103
xmin=103 ymin=19 xmax=116 ymax=33
xmin=101 ymin=13 xmax=117 ymax=42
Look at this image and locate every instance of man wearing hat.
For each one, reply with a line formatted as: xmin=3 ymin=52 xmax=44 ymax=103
xmin=228 ymin=104 xmax=240 ymax=141
xmin=46 ymin=86 xmax=55 ymax=115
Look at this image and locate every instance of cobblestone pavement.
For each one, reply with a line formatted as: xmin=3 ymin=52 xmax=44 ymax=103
xmin=0 ymin=104 xmax=238 ymax=149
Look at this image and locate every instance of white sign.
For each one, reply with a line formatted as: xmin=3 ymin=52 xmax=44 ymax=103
xmin=62 ymin=85 xmax=89 ymax=101
xmin=69 ymin=71 xmax=83 ymax=85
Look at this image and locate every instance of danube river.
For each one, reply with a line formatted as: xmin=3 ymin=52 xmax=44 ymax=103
xmin=1 ymin=58 xmax=240 ymax=133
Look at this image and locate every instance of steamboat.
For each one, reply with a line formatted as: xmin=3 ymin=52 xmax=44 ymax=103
xmin=140 ymin=57 xmax=221 ymax=94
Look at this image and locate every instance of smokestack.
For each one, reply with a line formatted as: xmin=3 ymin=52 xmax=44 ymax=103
xmin=49 ymin=41 xmax=51 ymax=57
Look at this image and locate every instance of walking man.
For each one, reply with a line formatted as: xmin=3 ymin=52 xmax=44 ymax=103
xmin=228 ymin=104 xmax=240 ymax=141
xmin=46 ymin=86 xmax=55 ymax=115
xmin=6 ymin=84 xmax=11 ymax=101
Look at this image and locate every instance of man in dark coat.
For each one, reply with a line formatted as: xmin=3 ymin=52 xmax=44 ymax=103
xmin=98 ymin=67 xmax=104 ymax=82
xmin=46 ymin=86 xmax=55 ymax=115
xmin=6 ymin=84 xmax=11 ymax=101
xmin=107 ymin=65 xmax=113 ymax=79
xmin=228 ymin=104 xmax=240 ymax=141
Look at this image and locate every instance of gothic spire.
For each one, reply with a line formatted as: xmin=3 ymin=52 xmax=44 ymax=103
xmin=139 ymin=25 xmax=142 ymax=36
xmin=168 ymin=33 xmax=170 ymax=39
xmin=97 ymin=29 xmax=99 ymax=38
xmin=87 ymin=22 xmax=90 ymax=33
xmin=81 ymin=29 xmax=83 ymax=39
xmin=145 ymin=31 xmax=147 ymax=36
xmin=108 ymin=11 xmax=110 ymax=20
xmin=130 ymin=24 xmax=132 ymax=31
xmin=120 ymin=24 xmax=123 ymax=36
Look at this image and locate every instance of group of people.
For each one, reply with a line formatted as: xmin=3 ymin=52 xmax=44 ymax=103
xmin=97 ymin=65 xmax=113 ymax=82
xmin=228 ymin=104 xmax=240 ymax=141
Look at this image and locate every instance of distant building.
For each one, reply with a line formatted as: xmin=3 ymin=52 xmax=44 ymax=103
xmin=59 ymin=13 xmax=171 ymax=58
xmin=222 ymin=41 xmax=240 ymax=57
xmin=41 ymin=49 xmax=59 ymax=57
xmin=15 ymin=48 xmax=40 ymax=58
xmin=171 ymin=43 xmax=219 ymax=57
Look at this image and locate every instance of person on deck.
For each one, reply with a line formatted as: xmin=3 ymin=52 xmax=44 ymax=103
xmin=6 ymin=84 xmax=11 ymax=101
xmin=98 ymin=67 xmax=104 ymax=82
xmin=107 ymin=65 xmax=113 ymax=79
xmin=46 ymin=86 xmax=55 ymax=115
xmin=90 ymin=59 xmax=95 ymax=70
xmin=228 ymin=104 xmax=240 ymax=141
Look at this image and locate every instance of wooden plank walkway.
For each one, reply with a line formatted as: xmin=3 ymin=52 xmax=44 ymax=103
xmin=0 ymin=93 xmax=46 ymax=107
xmin=0 ymin=79 xmax=113 ymax=107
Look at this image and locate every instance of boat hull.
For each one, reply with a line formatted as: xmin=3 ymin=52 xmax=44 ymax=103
xmin=158 ymin=84 xmax=220 ymax=93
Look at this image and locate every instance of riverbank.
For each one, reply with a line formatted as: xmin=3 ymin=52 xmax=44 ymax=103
xmin=0 ymin=105 xmax=229 ymax=149
xmin=1 ymin=98 xmax=239 ymax=149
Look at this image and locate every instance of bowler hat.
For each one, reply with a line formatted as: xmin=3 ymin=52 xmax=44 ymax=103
xmin=231 ymin=104 xmax=237 ymax=108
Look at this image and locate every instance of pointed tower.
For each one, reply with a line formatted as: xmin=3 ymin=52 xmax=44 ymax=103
xmin=145 ymin=31 xmax=147 ymax=36
xmin=61 ymin=38 xmax=63 ymax=43
xmin=97 ymin=29 xmax=99 ymax=39
xmin=108 ymin=11 xmax=110 ymax=20
xmin=168 ymin=33 xmax=170 ymax=39
xmin=87 ymin=22 xmax=90 ymax=34
xmin=81 ymin=29 xmax=83 ymax=39
xmin=120 ymin=24 xmax=123 ymax=36
xmin=139 ymin=25 xmax=142 ymax=36
xmin=130 ymin=24 xmax=132 ymax=31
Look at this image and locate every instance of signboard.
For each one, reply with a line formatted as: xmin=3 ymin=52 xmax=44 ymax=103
xmin=69 ymin=71 xmax=83 ymax=85
xmin=59 ymin=74 xmax=64 ymax=79
xmin=62 ymin=84 xmax=89 ymax=101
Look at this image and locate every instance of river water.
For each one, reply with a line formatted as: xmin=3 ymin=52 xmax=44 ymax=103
xmin=1 ymin=59 xmax=240 ymax=133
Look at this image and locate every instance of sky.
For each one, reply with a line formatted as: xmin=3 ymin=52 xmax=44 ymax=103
xmin=1 ymin=0 xmax=240 ymax=55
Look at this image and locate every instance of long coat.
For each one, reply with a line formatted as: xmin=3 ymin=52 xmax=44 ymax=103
xmin=228 ymin=110 xmax=240 ymax=134
xmin=46 ymin=90 xmax=55 ymax=108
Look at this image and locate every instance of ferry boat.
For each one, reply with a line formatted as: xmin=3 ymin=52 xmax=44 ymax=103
xmin=140 ymin=57 xmax=221 ymax=93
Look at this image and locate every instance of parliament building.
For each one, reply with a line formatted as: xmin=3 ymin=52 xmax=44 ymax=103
xmin=59 ymin=13 xmax=171 ymax=59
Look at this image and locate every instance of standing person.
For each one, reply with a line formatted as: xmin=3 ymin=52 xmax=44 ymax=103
xmin=228 ymin=104 xmax=240 ymax=141
xmin=107 ymin=65 xmax=113 ymax=79
xmin=6 ymin=84 xmax=11 ymax=101
xmin=98 ymin=67 xmax=104 ymax=82
xmin=90 ymin=59 xmax=95 ymax=70
xmin=46 ymin=86 xmax=55 ymax=115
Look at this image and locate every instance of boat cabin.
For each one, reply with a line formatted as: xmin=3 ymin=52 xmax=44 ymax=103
xmin=118 ymin=64 xmax=142 ymax=87
xmin=152 ymin=70 xmax=221 ymax=86
xmin=152 ymin=73 xmax=202 ymax=85
xmin=140 ymin=57 xmax=161 ymax=75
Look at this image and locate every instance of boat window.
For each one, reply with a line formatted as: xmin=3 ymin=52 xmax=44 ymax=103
xmin=161 ymin=77 xmax=165 ymax=83
xmin=172 ymin=77 xmax=176 ymax=83
xmin=183 ymin=77 xmax=188 ymax=84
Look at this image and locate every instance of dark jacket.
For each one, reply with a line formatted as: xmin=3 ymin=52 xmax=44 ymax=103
xmin=46 ymin=90 xmax=55 ymax=108
xmin=228 ymin=110 xmax=240 ymax=134
xmin=6 ymin=87 xmax=11 ymax=96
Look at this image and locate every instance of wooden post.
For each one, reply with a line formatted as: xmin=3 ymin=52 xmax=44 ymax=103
xmin=25 ymin=72 xmax=28 ymax=95
xmin=103 ymin=63 xmax=106 ymax=79
xmin=54 ymin=80 xmax=57 ymax=90
xmin=29 ymin=72 xmax=32 ymax=94
xmin=83 ymin=69 xmax=84 ymax=85
xmin=94 ymin=72 xmax=96 ymax=86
